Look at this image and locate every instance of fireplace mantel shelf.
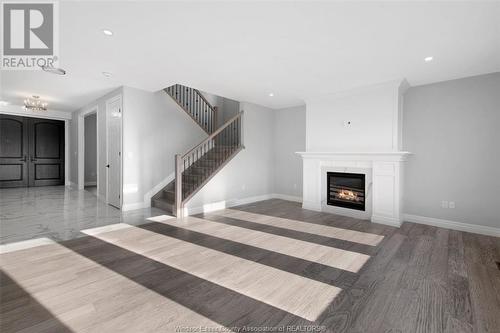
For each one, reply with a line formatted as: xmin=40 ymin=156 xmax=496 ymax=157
xmin=296 ymin=151 xmax=412 ymax=161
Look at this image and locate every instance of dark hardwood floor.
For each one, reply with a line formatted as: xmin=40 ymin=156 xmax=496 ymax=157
xmin=1 ymin=198 xmax=499 ymax=332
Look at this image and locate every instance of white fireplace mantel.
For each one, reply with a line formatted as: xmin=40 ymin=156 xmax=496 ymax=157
xmin=296 ymin=151 xmax=412 ymax=227
xmin=296 ymin=151 xmax=411 ymax=161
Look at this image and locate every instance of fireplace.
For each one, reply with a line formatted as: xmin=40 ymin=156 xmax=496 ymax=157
xmin=327 ymin=172 xmax=365 ymax=211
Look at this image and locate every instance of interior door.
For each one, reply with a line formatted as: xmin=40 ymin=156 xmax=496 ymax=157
xmin=28 ymin=118 xmax=65 ymax=186
xmin=106 ymin=96 xmax=122 ymax=208
xmin=0 ymin=115 xmax=29 ymax=188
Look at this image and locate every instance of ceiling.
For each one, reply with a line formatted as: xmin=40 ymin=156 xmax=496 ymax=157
xmin=1 ymin=1 xmax=499 ymax=111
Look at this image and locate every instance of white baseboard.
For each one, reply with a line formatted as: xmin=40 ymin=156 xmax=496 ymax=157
xmin=100 ymin=190 xmax=500 ymax=237
xmin=185 ymin=194 xmax=274 ymax=216
xmin=271 ymin=193 xmax=302 ymax=203
xmin=143 ymin=172 xmax=175 ymax=208
xmin=403 ymin=213 xmax=500 ymax=237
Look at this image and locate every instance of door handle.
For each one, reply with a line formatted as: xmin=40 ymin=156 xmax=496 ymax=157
xmin=106 ymin=164 xmax=110 ymax=168
xmin=19 ymin=155 xmax=27 ymax=162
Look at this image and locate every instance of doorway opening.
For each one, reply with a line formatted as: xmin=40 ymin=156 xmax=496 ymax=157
xmin=84 ymin=113 xmax=98 ymax=196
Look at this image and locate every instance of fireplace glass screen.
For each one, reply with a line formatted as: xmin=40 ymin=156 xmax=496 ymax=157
xmin=327 ymin=172 xmax=365 ymax=211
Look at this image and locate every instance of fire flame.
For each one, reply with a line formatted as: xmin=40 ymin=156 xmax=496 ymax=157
xmin=337 ymin=189 xmax=358 ymax=201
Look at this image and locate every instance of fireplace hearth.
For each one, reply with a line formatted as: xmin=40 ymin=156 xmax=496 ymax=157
xmin=327 ymin=172 xmax=365 ymax=211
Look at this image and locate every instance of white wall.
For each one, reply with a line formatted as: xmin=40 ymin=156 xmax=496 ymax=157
xmin=84 ymin=113 xmax=97 ymax=184
xmin=305 ymin=80 xmax=404 ymax=152
xmin=186 ymin=102 xmax=274 ymax=211
xmin=273 ymin=105 xmax=306 ymax=198
xmin=122 ymin=86 xmax=206 ymax=208
xmin=403 ymin=73 xmax=500 ymax=228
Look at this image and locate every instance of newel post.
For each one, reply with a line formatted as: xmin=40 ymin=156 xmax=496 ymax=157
xmin=175 ymin=154 xmax=183 ymax=218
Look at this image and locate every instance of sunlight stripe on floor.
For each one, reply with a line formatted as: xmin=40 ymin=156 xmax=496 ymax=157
xmin=0 ymin=237 xmax=57 ymax=254
xmin=153 ymin=216 xmax=370 ymax=273
xmin=218 ymin=209 xmax=384 ymax=246
xmin=0 ymin=241 xmax=224 ymax=332
xmin=90 ymin=225 xmax=342 ymax=321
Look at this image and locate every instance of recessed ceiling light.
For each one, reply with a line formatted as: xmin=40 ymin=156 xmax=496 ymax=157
xmin=424 ymin=56 xmax=433 ymax=62
xmin=41 ymin=65 xmax=66 ymax=75
xmin=103 ymin=29 xmax=113 ymax=36
xmin=269 ymin=93 xmax=274 ymax=97
xmin=102 ymin=71 xmax=113 ymax=78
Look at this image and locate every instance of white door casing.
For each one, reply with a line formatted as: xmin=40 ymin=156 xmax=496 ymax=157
xmin=106 ymin=95 xmax=122 ymax=209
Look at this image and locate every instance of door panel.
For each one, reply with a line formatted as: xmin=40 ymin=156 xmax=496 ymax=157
xmin=28 ymin=118 xmax=65 ymax=186
xmin=0 ymin=115 xmax=28 ymax=188
xmin=106 ymin=97 xmax=122 ymax=208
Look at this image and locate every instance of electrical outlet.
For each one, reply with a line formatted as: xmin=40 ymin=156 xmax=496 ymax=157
xmin=441 ymin=200 xmax=449 ymax=208
xmin=449 ymin=201 xmax=455 ymax=209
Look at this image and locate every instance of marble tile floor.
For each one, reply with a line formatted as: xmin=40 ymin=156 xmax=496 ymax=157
xmin=0 ymin=186 xmax=165 ymax=246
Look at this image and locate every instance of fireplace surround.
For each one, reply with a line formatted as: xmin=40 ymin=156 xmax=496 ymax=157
xmin=297 ymin=151 xmax=411 ymax=226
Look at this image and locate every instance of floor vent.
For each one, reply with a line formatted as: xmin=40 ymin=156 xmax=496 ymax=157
xmin=496 ymin=261 xmax=500 ymax=271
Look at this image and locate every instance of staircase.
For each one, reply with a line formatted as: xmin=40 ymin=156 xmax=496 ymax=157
xmin=152 ymin=84 xmax=244 ymax=217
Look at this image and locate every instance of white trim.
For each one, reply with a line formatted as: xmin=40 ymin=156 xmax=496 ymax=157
xmin=142 ymin=172 xmax=175 ymax=208
xmin=184 ymin=194 xmax=274 ymax=216
xmin=271 ymin=193 xmax=302 ymax=203
xmin=84 ymin=181 xmax=97 ymax=186
xmin=403 ymin=214 xmax=500 ymax=237
xmin=371 ymin=214 xmax=402 ymax=227
xmin=64 ymin=120 xmax=70 ymax=186
xmin=105 ymin=94 xmax=123 ymax=208
xmin=78 ymin=106 xmax=99 ymax=191
xmin=122 ymin=192 xmax=500 ymax=237
xmin=0 ymin=104 xmax=72 ymax=120
xmin=296 ymin=151 xmax=412 ymax=162
xmin=124 ymin=193 xmax=280 ymax=214
xmin=302 ymin=201 xmax=322 ymax=212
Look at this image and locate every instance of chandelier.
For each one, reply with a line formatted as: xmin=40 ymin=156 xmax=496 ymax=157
xmin=23 ymin=96 xmax=48 ymax=111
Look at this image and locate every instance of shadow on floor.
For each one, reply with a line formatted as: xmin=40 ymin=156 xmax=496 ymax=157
xmin=0 ymin=270 xmax=73 ymax=333
xmin=138 ymin=221 xmax=359 ymax=288
xmin=61 ymin=234 xmax=316 ymax=330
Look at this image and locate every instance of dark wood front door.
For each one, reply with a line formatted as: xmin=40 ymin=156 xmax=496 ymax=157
xmin=28 ymin=118 xmax=65 ymax=186
xmin=0 ymin=115 xmax=65 ymax=188
xmin=0 ymin=115 xmax=29 ymax=187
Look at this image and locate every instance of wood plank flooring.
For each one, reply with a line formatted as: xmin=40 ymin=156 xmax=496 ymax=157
xmin=1 ymin=198 xmax=499 ymax=332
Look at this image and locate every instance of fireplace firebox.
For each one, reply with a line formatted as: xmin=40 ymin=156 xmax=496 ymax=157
xmin=327 ymin=172 xmax=365 ymax=211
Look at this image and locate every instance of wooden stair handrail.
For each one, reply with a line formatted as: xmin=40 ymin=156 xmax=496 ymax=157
xmin=181 ymin=111 xmax=244 ymax=159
